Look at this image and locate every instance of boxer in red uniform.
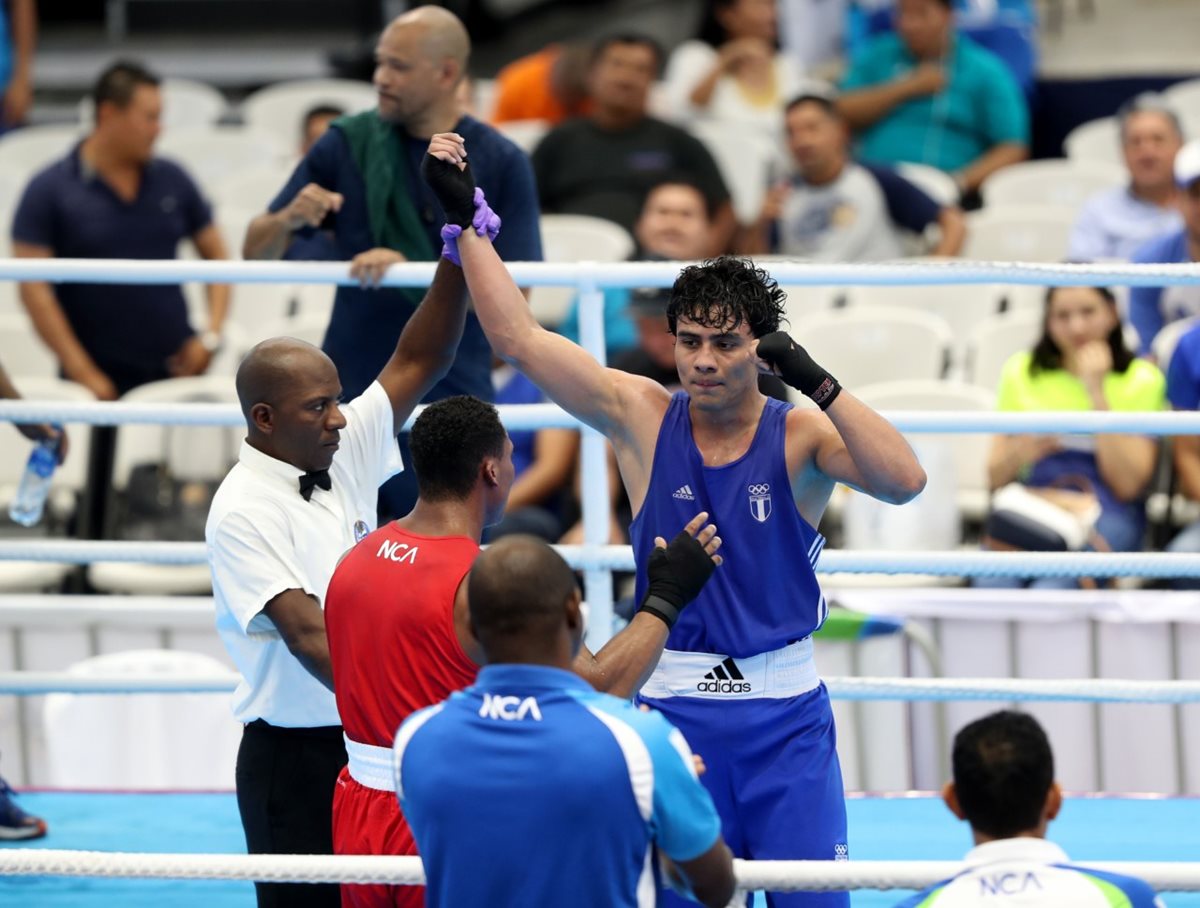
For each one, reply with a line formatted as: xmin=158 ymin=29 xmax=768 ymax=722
xmin=325 ymin=395 xmax=722 ymax=908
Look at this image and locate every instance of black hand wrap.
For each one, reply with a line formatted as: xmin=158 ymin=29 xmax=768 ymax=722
xmin=639 ymin=530 xmax=717 ymax=630
xmin=756 ymin=331 xmax=841 ymax=410
xmin=419 ymin=153 xmax=477 ymax=228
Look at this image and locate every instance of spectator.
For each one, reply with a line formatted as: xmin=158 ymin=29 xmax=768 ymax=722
xmin=244 ymin=5 xmax=542 ymax=520
xmin=394 ymin=535 xmax=736 ymax=908
xmin=1128 ymin=140 xmax=1200 ymax=357
xmin=300 ymin=103 xmax=345 ymax=156
xmin=491 ymin=42 xmax=592 ymax=125
xmin=895 ymin=710 xmax=1164 ymax=908
xmin=1160 ymin=320 xmax=1200 ymax=586
xmin=837 ymin=0 xmax=1029 ymax=203
xmin=744 ymin=92 xmax=966 ymax=259
xmin=1068 ymin=96 xmax=1184 ymax=263
xmin=662 ymin=0 xmax=808 ymax=139
xmin=12 ymin=60 xmax=230 ymax=400
xmin=0 ymin=0 xmax=34 ymax=131
xmin=484 ymin=361 xmax=579 ymax=543
xmin=531 ymin=33 xmax=735 ymax=255
xmin=558 ymin=176 xmax=717 ymax=360
xmin=983 ymin=286 xmax=1163 ymax=587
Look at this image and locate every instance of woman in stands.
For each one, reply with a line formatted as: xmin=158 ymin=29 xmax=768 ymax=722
xmin=662 ymin=0 xmax=807 ymax=138
xmin=983 ymin=286 xmax=1164 ymax=587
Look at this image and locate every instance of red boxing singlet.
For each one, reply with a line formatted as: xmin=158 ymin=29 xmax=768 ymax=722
xmin=325 ymin=524 xmax=480 ymax=746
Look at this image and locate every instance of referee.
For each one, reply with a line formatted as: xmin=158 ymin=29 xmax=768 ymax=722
xmin=394 ymin=535 xmax=736 ymax=908
xmin=206 ymin=147 xmax=491 ymax=908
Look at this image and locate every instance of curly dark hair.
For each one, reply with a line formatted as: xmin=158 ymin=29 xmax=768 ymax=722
xmin=666 ymin=256 xmax=787 ymax=338
xmin=409 ymin=395 xmax=507 ymax=502
xmin=952 ymin=710 xmax=1054 ymax=839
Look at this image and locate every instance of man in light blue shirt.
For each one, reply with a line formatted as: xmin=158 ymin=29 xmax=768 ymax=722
xmin=1128 ymin=139 xmax=1200 ymax=355
xmin=895 ymin=710 xmax=1163 ymax=908
xmin=1068 ymin=97 xmax=1184 ymax=263
xmin=394 ymin=534 xmax=736 ymax=908
xmin=837 ymin=0 xmax=1028 ymax=201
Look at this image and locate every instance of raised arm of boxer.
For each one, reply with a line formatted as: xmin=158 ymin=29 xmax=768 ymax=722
xmin=422 ymin=133 xmax=670 ymax=505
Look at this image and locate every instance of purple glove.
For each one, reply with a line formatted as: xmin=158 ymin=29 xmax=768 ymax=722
xmin=441 ymin=187 xmax=501 ymax=266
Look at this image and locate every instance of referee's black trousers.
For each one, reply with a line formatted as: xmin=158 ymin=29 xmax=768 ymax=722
xmin=236 ymin=720 xmax=347 ymax=908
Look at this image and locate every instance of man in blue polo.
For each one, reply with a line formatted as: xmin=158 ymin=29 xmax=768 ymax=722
xmin=244 ymin=5 xmax=541 ymax=519
xmin=12 ymin=59 xmax=231 ymax=400
xmin=836 ymin=0 xmax=1029 ymax=203
xmin=894 ymin=710 xmax=1163 ymax=908
xmin=394 ymin=535 xmax=736 ymax=908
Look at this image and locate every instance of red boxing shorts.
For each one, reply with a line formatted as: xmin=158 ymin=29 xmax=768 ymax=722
xmin=332 ymin=767 xmax=422 ymax=908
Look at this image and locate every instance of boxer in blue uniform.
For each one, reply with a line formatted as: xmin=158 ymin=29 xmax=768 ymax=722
xmin=422 ymin=135 xmax=927 ymax=906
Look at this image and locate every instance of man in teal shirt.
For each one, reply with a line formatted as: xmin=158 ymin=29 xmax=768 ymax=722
xmin=837 ymin=0 xmax=1028 ymax=203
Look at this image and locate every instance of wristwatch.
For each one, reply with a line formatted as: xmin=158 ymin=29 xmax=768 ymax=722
xmin=198 ymin=330 xmax=223 ymax=354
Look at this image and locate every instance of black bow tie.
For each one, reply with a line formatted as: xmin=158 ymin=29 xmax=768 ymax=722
xmin=298 ymin=469 xmax=331 ymax=501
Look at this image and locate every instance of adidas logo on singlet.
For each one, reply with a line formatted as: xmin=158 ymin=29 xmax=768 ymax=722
xmin=697 ymin=657 xmax=751 ymax=694
xmin=673 ymin=484 xmax=696 ymax=501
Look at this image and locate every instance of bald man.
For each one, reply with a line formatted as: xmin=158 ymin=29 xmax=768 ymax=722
xmin=208 ymin=168 xmax=493 ymax=908
xmin=244 ymin=4 xmax=543 ymax=523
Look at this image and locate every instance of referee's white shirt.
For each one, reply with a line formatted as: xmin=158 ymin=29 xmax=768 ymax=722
xmin=206 ymin=381 xmax=404 ymax=728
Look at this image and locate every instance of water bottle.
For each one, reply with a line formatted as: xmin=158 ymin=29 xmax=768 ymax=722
xmin=9 ymin=434 xmax=61 ymax=528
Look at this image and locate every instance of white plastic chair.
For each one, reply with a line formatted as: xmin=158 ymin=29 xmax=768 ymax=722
xmin=79 ymin=78 xmax=228 ymax=132
xmin=43 ymin=649 xmax=241 ymax=789
xmin=962 ymin=205 xmax=1076 ymax=263
xmin=688 ymin=120 xmax=780 ymax=224
xmin=240 ymin=78 xmax=377 ymax=151
xmin=839 ymin=284 xmax=1005 ymax=366
xmin=855 ymin=379 xmax=996 ymax=521
xmin=0 ymin=312 xmax=56 ymax=378
xmin=495 ymin=118 xmax=550 ymax=155
xmin=1163 ymin=78 xmax=1200 ymax=140
xmin=211 ymin=165 xmax=292 ymax=215
xmin=789 ymin=305 xmax=954 ymax=392
xmin=965 ymin=309 xmax=1044 ymax=391
xmin=980 ymin=159 xmax=1125 ymax=210
xmin=895 ymin=162 xmax=960 ymax=207
xmin=530 ymin=214 xmax=635 ymax=327
xmin=1152 ymin=314 xmax=1200 ymax=374
xmin=156 ymin=127 xmax=289 ymax=197
xmin=1062 ymin=117 xmax=1122 ymax=167
xmin=88 ymin=375 xmax=241 ymax=595
xmin=0 ymin=378 xmax=96 ymax=592
xmin=276 ymin=312 xmax=331 ymax=348
xmin=0 ymin=124 xmax=84 ymax=187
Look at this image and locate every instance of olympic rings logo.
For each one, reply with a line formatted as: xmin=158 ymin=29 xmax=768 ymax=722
xmin=748 ymin=483 xmax=770 ymax=496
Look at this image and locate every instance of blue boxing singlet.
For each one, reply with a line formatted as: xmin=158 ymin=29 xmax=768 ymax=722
xmin=629 ymin=392 xmax=828 ymax=658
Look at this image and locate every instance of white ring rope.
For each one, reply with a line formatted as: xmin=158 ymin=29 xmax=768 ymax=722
xmin=5 ymin=399 xmax=1200 ymax=435
xmin=0 ymin=851 xmax=1198 ymax=892
xmin=4 ymin=539 xmax=1200 ymax=579
xmin=3 ymin=672 xmax=1199 ymax=702
xmin=2 ymin=257 xmax=1200 ymax=288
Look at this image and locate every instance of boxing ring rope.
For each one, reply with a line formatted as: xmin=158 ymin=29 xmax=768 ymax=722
xmin=4 ymin=256 xmax=1200 ymax=648
xmin=1 ymin=850 xmax=1199 ymax=892
xmin=2 ymin=260 xmax=1199 ymax=893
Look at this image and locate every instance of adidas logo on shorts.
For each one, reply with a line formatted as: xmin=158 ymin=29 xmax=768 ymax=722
xmin=673 ymin=485 xmax=696 ymax=501
xmin=697 ymin=657 xmax=751 ymax=694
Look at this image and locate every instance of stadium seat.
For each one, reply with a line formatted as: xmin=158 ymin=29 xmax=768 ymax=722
xmin=495 ymin=118 xmax=550 ymax=154
xmin=1151 ymin=314 xmax=1200 ymax=373
xmin=211 ymin=165 xmax=294 ymax=214
xmin=240 ymin=78 xmax=378 ymax=150
xmin=688 ymin=119 xmax=781 ymax=224
xmin=895 ymin=162 xmax=960 ymax=207
xmin=43 ymin=649 xmax=240 ymax=789
xmin=1163 ymin=77 xmax=1200 ymax=139
xmin=79 ymin=77 xmax=228 ymax=132
xmin=788 ymin=305 xmax=954 ymax=391
xmin=157 ymin=127 xmax=289 ymax=197
xmin=962 ymin=205 xmax=1076 ymax=262
xmin=0 ymin=313 xmax=57 ymax=379
xmin=1062 ymin=116 xmax=1122 ymax=167
xmin=965 ymin=308 xmax=1043 ymax=390
xmin=0 ymin=124 xmax=85 ymax=188
xmin=980 ymin=159 xmax=1124 ymax=210
xmin=529 ymin=214 xmax=635 ymax=327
